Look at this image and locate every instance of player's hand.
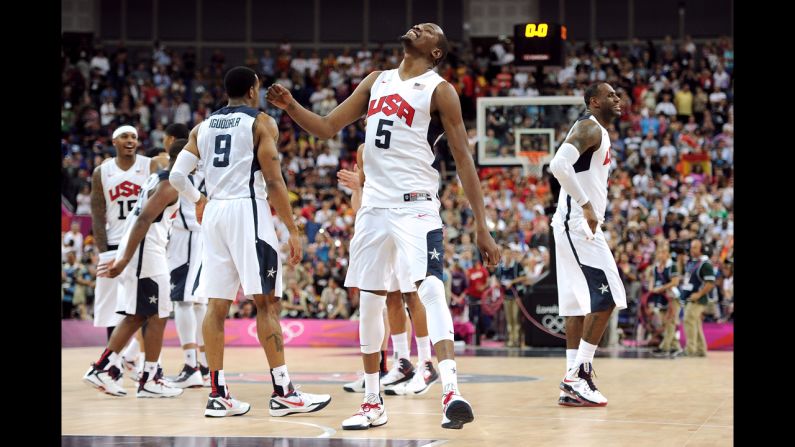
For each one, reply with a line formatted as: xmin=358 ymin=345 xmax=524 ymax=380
xmin=98 ymin=258 xmax=128 ymax=279
xmin=195 ymin=194 xmax=208 ymax=224
xmin=582 ymin=202 xmax=599 ymax=234
xmin=337 ymin=164 xmax=362 ymax=190
xmin=476 ymin=228 xmax=501 ymax=268
xmin=266 ymin=84 xmax=294 ymax=110
xmin=287 ymin=232 xmax=302 ymax=266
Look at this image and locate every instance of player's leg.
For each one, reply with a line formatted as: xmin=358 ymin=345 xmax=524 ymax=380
xmin=343 ymin=303 xmax=389 ymax=393
xmin=82 ymin=313 xmax=147 ymax=397
xmin=171 ymin=301 xmax=203 ymax=388
xmin=168 ymin=228 xmax=203 ymax=387
xmin=381 ymin=308 xmax=390 ymax=375
xmin=382 ymin=290 xmax=415 ymax=390
xmin=342 ymin=207 xmax=392 ymax=430
xmin=194 ymin=199 xmax=250 ymax=417
xmin=558 ymin=226 xmax=626 ymax=407
xmin=239 ymin=198 xmax=330 ymax=417
xmin=392 ymin=208 xmax=472 ymax=429
xmin=388 ymin=291 xmax=439 ymax=396
xmin=342 ymin=289 xmax=389 ymax=429
xmin=194 ymin=303 xmax=210 ymax=385
xmin=136 ymin=275 xmax=182 ymax=398
xmin=119 ymin=335 xmax=139 ymax=371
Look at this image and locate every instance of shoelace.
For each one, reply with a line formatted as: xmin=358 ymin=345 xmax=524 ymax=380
xmin=355 ymin=402 xmax=381 ymax=415
xmin=443 ymin=391 xmax=455 ymax=406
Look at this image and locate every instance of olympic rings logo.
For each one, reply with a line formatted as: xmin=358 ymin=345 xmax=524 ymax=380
xmin=541 ymin=315 xmax=566 ymax=333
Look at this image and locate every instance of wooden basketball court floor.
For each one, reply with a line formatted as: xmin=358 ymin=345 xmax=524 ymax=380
xmin=62 ymin=347 xmax=733 ymax=446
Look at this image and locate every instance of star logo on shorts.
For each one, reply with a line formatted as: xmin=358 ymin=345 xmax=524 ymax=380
xmin=599 ymin=284 xmax=609 ymax=294
xmin=149 ymin=295 xmax=158 ymax=304
xmin=267 ymin=268 xmax=277 ymax=278
xmin=429 ymin=248 xmax=441 ymax=260
xmin=170 ymin=282 xmax=176 ymax=291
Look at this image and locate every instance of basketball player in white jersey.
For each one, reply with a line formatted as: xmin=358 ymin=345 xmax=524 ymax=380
xmin=90 ymin=125 xmax=157 ymax=386
xmin=82 ymin=139 xmax=188 ymax=399
xmin=268 ymin=23 xmax=501 ymax=430
xmin=165 ymin=123 xmax=212 ymax=389
xmin=338 ymin=145 xmax=439 ymax=396
xmin=121 ymin=123 xmax=193 ymax=381
xmin=169 ymin=66 xmax=331 ymax=418
xmin=548 ymin=82 xmax=627 ymax=407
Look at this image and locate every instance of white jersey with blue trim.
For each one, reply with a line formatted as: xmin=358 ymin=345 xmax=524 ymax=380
xmin=551 ymin=114 xmax=612 ymax=229
xmin=116 ymin=171 xmax=179 ymax=278
xmin=99 ymin=155 xmax=152 ymax=246
xmin=197 ymin=105 xmax=267 ymax=201
xmin=361 ymin=69 xmax=446 ymax=209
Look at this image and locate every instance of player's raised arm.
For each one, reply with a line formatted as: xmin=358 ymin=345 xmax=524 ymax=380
xmin=267 ymin=71 xmax=381 ymax=139
xmin=433 ymin=81 xmax=500 ymax=267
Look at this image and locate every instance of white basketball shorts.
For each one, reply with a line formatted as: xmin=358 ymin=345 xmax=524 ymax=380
xmin=345 ymin=206 xmax=444 ymax=293
xmin=552 ymin=217 xmax=627 ymax=317
xmin=195 ymin=198 xmax=283 ymax=300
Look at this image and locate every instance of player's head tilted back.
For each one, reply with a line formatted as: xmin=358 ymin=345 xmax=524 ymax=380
xmin=167 ymin=138 xmax=188 ymax=170
xmin=584 ymin=82 xmax=621 ymax=120
xmin=224 ymin=66 xmax=260 ymax=107
xmin=400 ymin=23 xmax=449 ymax=67
xmin=111 ymin=125 xmax=139 ymax=158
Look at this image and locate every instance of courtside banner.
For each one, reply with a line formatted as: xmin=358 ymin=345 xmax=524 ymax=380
xmin=62 ymin=319 xmax=360 ymax=347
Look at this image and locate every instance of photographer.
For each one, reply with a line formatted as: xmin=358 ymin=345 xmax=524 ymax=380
xmin=648 ymin=244 xmax=682 ymax=357
xmin=679 ymin=239 xmax=715 ymax=357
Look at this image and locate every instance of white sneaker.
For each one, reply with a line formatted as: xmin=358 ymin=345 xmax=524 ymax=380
xmin=172 ymin=364 xmax=204 ymax=389
xmin=343 ymin=375 xmax=365 ymax=393
xmin=268 ymin=387 xmax=332 ymax=417
xmin=137 ymin=377 xmax=184 ymax=398
xmin=82 ymin=365 xmax=127 ymax=397
xmin=441 ymin=390 xmax=474 ymax=429
xmin=385 ymin=361 xmax=439 ymax=396
xmin=204 ymin=394 xmax=251 ymax=417
xmin=342 ymin=395 xmax=388 ymax=430
xmin=559 ymin=362 xmax=608 ymax=407
xmin=381 ymin=358 xmax=415 ymax=388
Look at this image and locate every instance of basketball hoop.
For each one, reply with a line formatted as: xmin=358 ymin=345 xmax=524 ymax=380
xmin=518 ymin=151 xmax=552 ymax=179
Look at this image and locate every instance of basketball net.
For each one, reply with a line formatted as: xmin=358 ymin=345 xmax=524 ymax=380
xmin=518 ymin=151 xmax=551 ymax=179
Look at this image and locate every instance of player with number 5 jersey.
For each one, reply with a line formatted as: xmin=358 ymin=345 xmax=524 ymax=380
xmin=267 ymin=23 xmax=501 ymax=431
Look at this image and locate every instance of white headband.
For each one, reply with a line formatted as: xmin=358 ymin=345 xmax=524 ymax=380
xmin=112 ymin=125 xmax=138 ymax=139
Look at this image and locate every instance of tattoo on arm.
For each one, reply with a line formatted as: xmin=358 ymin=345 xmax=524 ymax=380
xmin=565 ymin=120 xmax=603 ymax=155
xmin=90 ymin=168 xmax=108 ymax=252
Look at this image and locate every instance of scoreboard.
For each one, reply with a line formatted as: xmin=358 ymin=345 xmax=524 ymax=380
xmin=513 ymin=23 xmax=566 ymax=67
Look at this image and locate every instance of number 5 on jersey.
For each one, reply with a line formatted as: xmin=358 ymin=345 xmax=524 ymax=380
xmin=375 ymin=119 xmax=393 ymax=149
xmin=214 ymin=134 xmax=231 ymax=167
